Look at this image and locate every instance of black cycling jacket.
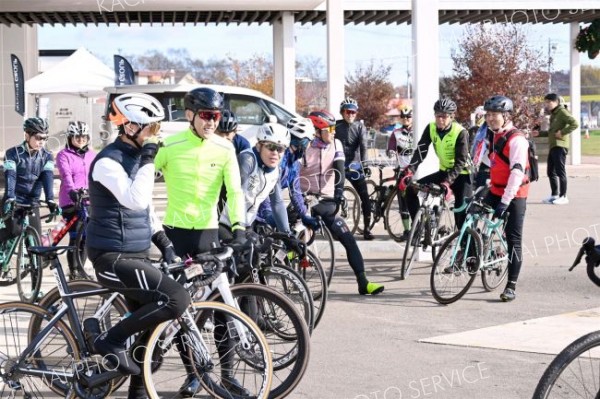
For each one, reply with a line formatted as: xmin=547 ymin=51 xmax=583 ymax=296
xmin=335 ymin=119 xmax=368 ymax=166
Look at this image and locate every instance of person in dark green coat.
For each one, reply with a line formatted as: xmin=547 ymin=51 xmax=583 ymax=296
xmin=533 ymin=93 xmax=579 ymax=205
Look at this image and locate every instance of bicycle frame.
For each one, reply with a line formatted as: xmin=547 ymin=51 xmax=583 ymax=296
xmin=450 ymin=200 xmax=508 ymax=270
xmin=1 ymin=207 xmax=35 ymax=274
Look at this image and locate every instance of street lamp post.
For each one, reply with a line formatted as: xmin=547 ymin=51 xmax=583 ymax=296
xmin=548 ymin=39 xmax=558 ymax=93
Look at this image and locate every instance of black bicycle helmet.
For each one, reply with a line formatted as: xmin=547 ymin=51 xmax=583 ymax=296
xmin=218 ymin=109 xmax=238 ymax=133
xmin=23 ymin=117 xmax=49 ymax=135
xmin=483 ymin=95 xmax=513 ymax=113
xmin=433 ymin=98 xmax=457 ymax=114
xmin=184 ymin=87 xmax=223 ymax=112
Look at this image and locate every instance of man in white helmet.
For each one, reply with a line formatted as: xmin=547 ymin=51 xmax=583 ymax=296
xmin=219 ymin=123 xmax=291 ymax=234
xmin=87 ymin=93 xmax=187 ymax=399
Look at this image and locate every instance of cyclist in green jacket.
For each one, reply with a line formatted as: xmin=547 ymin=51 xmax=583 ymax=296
xmin=154 ymin=87 xmax=247 ymax=396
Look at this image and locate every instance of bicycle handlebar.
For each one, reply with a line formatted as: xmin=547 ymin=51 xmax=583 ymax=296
xmin=164 ymin=246 xmax=234 ymax=287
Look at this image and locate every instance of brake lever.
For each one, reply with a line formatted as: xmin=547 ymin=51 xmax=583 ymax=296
xmin=568 ymin=247 xmax=585 ymax=272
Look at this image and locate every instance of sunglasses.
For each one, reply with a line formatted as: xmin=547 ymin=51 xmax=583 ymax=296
xmin=320 ymin=126 xmax=336 ymax=134
xmin=434 ymin=113 xmax=452 ymax=119
xmin=344 ymin=110 xmax=357 ymax=115
xmin=198 ymin=111 xmax=221 ymax=122
xmin=400 ymin=116 xmax=412 ymax=120
xmin=262 ymin=142 xmax=286 ymax=154
xmin=32 ymin=135 xmax=48 ymax=141
xmin=73 ymin=135 xmax=90 ymax=140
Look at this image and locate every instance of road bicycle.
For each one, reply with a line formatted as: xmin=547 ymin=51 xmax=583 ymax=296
xmin=6 ymin=245 xmax=273 ymax=399
xmin=401 ymin=182 xmax=456 ymax=280
xmin=35 ymin=238 xmax=312 ymax=399
xmin=532 ymin=238 xmax=600 ymax=398
xmin=430 ymin=196 xmax=509 ymax=304
xmin=0 ymin=202 xmax=58 ymax=302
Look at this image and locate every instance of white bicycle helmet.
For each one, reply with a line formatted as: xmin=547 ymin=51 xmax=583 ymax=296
xmin=256 ymin=123 xmax=291 ymax=147
xmin=286 ymin=117 xmax=314 ymax=140
xmin=67 ymin=121 xmax=90 ymax=137
xmin=109 ymin=93 xmax=165 ymax=126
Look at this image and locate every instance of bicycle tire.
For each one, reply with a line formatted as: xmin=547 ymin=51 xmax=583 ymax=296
xmin=0 ymin=237 xmax=23 ymax=287
xmin=207 ymin=284 xmax=311 ymax=399
xmin=430 ymin=228 xmax=481 ymax=305
xmin=0 ymin=301 xmax=80 ymax=397
xmin=73 ymin=220 xmax=92 ymax=280
xmin=16 ymin=226 xmax=43 ymax=303
xmin=401 ymin=209 xmax=423 ymax=280
xmin=384 ymin=188 xmax=405 ymax=241
xmin=287 ymin=249 xmax=328 ymax=328
xmin=342 ymin=185 xmax=361 ymax=235
xmin=142 ymin=301 xmax=273 ymax=399
xmin=480 ymin=229 xmax=509 ymax=292
xmin=299 ymin=224 xmax=335 ymax=288
xmin=532 ymin=330 xmax=600 ymax=399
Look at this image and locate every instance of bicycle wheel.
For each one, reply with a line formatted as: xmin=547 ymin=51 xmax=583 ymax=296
xmin=259 ymin=265 xmax=315 ymax=332
xmin=16 ymin=226 xmax=43 ymax=303
xmin=533 ymin=330 xmax=600 ymax=399
xmin=0 ymin=238 xmax=22 ymax=287
xmin=384 ymin=189 xmax=405 ymax=241
xmin=430 ymin=201 xmax=456 ymax=261
xmin=401 ymin=209 xmax=424 ymax=280
xmin=286 ymin=249 xmax=328 ymax=328
xmin=342 ymin=185 xmax=361 ymax=235
xmin=0 ymin=302 xmax=80 ymax=398
xmin=298 ymin=224 xmax=335 ymax=287
xmin=143 ymin=301 xmax=273 ymax=399
xmin=356 ymin=180 xmax=378 ymax=234
xmin=73 ymin=220 xmax=92 ymax=280
xmin=207 ymin=284 xmax=311 ymax=399
xmin=480 ymin=230 xmax=509 ymax=292
xmin=430 ymin=228 xmax=481 ymax=305
xmin=33 ymin=280 xmax=131 ymax=393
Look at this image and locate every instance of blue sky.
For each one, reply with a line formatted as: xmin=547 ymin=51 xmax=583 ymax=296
xmin=39 ymin=22 xmax=592 ymax=87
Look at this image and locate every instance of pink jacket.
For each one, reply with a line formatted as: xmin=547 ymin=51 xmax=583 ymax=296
xmin=56 ymin=147 xmax=96 ymax=207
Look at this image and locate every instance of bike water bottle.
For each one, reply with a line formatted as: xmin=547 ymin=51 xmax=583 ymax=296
xmin=41 ymin=230 xmax=51 ymax=246
xmin=83 ymin=317 xmax=101 ymax=351
xmin=51 ymin=219 xmax=66 ymax=242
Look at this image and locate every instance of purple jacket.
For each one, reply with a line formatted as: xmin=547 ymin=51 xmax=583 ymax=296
xmin=56 ymin=147 xmax=96 ymax=207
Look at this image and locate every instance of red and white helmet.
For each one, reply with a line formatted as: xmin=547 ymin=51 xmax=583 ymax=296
xmin=308 ymin=110 xmax=336 ymax=130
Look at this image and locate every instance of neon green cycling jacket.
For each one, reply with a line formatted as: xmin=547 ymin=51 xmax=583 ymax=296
xmin=154 ymin=128 xmax=245 ymax=230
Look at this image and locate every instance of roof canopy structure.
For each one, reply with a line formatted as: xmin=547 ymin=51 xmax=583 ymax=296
xmin=0 ymin=0 xmax=598 ymax=26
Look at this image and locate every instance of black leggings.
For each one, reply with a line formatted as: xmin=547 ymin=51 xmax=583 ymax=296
xmin=483 ymin=194 xmax=527 ymax=285
xmin=348 ymin=175 xmax=372 ymax=229
xmin=547 ymin=147 xmax=568 ymax=197
xmin=89 ymin=250 xmax=190 ymax=343
xmin=164 ymin=226 xmax=220 ymax=257
xmin=405 ymin=171 xmax=473 ymax=229
xmin=311 ymin=201 xmax=365 ymax=277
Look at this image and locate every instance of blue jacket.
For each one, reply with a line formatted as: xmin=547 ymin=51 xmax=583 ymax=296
xmin=3 ymin=143 xmax=54 ymax=205
xmin=87 ymin=140 xmax=151 ymax=253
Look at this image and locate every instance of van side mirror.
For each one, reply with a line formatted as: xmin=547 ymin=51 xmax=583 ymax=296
xmin=267 ymin=114 xmax=277 ymax=124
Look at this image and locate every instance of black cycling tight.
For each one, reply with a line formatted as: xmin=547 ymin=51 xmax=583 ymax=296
xmin=89 ymin=250 xmax=190 ymax=343
xmin=311 ymin=201 xmax=365 ymax=277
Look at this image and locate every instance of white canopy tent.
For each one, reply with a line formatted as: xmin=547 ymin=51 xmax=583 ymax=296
xmin=25 ymin=47 xmax=113 ymax=149
xmin=25 ymin=47 xmax=113 ymax=97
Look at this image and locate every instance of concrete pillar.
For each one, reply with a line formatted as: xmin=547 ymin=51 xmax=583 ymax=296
xmin=412 ymin=0 xmax=439 ymax=176
xmin=326 ymin=0 xmax=344 ymax=115
xmin=0 ymin=24 xmax=37 ymax=153
xmin=569 ymin=21 xmax=581 ymax=166
xmin=273 ymin=11 xmax=296 ymax=112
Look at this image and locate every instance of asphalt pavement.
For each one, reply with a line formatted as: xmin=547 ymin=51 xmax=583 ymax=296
xmin=1 ymin=160 xmax=600 ymax=398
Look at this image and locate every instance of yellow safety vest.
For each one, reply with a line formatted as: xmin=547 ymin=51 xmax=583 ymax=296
xmin=429 ymin=122 xmax=470 ymax=175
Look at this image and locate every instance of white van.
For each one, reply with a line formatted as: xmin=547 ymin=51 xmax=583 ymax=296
xmin=102 ymin=84 xmax=301 ymax=144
